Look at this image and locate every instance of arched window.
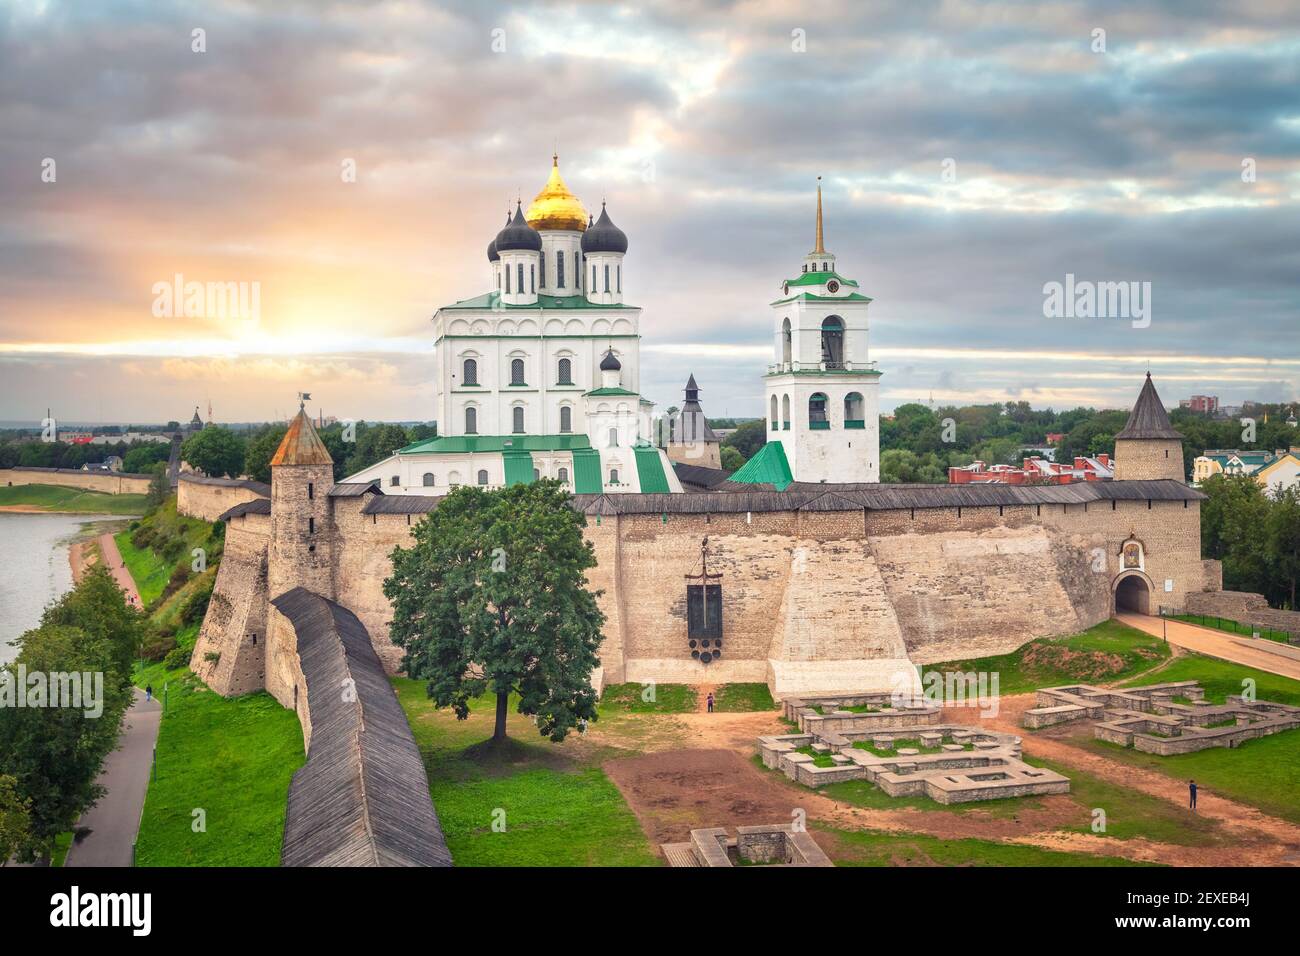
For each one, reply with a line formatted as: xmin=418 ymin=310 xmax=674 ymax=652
xmin=539 ymin=251 xmax=545 ymax=289
xmin=781 ymin=318 xmax=792 ymax=365
xmin=557 ymin=357 xmax=572 ymax=384
xmin=809 ymin=392 xmax=829 ymax=427
xmin=465 ymin=406 xmax=477 ymax=434
xmin=463 ymin=358 xmax=478 ymax=386
xmin=617 ymin=265 xmax=621 ymax=293
xmin=844 ymin=392 xmax=865 ymax=427
xmin=496 ymin=269 xmax=501 ymax=290
xmin=530 ymin=263 xmax=535 ymax=293
xmin=505 ymin=265 xmax=511 ymax=293
xmin=782 ymin=394 xmax=791 ymax=430
xmin=609 ymin=468 xmax=619 ymax=484
xmin=560 ymin=406 xmax=572 ymax=433
xmin=511 ymin=358 xmax=525 ymax=385
xmin=821 ymin=261 xmax=828 ymax=271
xmin=390 ymin=475 xmax=400 ymax=487
xmin=512 ymin=406 xmax=525 ymax=433
xmin=477 ymin=469 xmax=489 ymax=486
xmin=533 ymin=468 xmax=540 ymax=480
xmin=604 ymin=264 xmax=610 ymax=292
xmin=556 ymin=250 xmax=565 ymax=289
xmin=592 ymin=265 xmax=597 ymax=289
xmin=422 ymin=472 xmax=435 ymax=487
xmin=558 ymin=466 xmax=569 ymax=484
xmin=608 ymin=427 xmax=619 ymax=448
xmin=821 ymin=316 xmax=844 ymax=368
xmin=517 ymin=263 xmax=524 ymax=294
xmin=770 ymin=395 xmax=779 ymax=430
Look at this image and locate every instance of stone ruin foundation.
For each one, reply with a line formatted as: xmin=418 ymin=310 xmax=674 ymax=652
xmin=662 ymin=824 xmax=834 ymax=868
xmin=757 ymin=692 xmax=1070 ymax=804
xmin=1023 ymin=681 xmax=1300 ymax=755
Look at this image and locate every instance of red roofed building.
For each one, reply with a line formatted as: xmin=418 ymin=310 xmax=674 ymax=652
xmin=949 ymin=454 xmax=1113 ymax=485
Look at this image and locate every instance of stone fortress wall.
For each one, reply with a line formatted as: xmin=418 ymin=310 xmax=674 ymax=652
xmin=191 ymin=482 xmax=1220 ymax=700
xmin=0 ymin=466 xmax=153 ymax=496
xmin=176 ymin=473 xmax=270 ymax=522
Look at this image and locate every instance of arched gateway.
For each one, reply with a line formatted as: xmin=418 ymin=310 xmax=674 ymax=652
xmin=1114 ymin=572 xmax=1152 ymax=615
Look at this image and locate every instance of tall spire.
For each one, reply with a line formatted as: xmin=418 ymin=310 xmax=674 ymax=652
xmin=813 ymin=176 xmax=825 ymax=254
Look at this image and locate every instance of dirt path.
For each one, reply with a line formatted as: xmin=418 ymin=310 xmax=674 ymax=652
xmin=1118 ymin=611 xmax=1300 ymax=680
xmin=95 ymin=531 xmax=142 ymax=609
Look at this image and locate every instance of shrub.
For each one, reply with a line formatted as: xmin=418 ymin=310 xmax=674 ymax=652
xmin=162 ymin=646 xmax=192 ymax=670
xmin=179 ymin=576 xmax=215 ymax=627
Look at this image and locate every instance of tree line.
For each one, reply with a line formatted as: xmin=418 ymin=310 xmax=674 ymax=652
xmin=1199 ymin=475 xmax=1300 ymax=611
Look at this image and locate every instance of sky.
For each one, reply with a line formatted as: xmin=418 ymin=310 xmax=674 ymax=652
xmin=1 ymin=0 xmax=1298 ymax=426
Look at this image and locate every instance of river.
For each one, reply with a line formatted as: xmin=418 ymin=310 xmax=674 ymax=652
xmin=0 ymin=512 xmax=126 ymax=664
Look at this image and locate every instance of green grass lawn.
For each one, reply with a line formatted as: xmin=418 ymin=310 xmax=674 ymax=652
xmin=712 ymin=682 xmax=777 ymax=712
xmin=1171 ymin=613 xmax=1294 ymax=644
xmin=395 ymin=677 xmax=658 ymax=866
xmin=114 ymin=499 xmax=217 ymax=607
xmin=113 ymin=532 xmax=172 ymax=606
xmin=819 ymin=824 xmax=1155 ymax=866
xmin=599 ymin=681 xmax=698 ymax=713
xmin=133 ymin=669 xmax=305 ymax=866
xmin=928 ymin=619 xmax=1170 ymax=696
xmin=0 ymin=483 xmax=147 ymax=514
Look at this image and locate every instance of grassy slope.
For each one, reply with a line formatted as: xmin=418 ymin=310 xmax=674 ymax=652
xmin=114 ymin=499 xmax=215 ymax=606
xmin=713 ymin=682 xmax=777 ymax=712
xmin=928 ymin=619 xmax=1170 ymax=695
xmin=599 ymin=681 xmax=697 ymax=713
xmin=821 ymin=824 xmax=1153 ymax=867
xmin=395 ymin=678 xmax=659 ymax=866
xmin=120 ymin=496 xmax=305 ymax=866
xmin=0 ymin=483 xmax=147 ymax=514
xmin=1171 ymin=614 xmax=1293 ymax=644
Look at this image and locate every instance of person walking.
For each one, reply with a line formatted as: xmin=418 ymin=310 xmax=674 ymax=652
xmin=706 ymin=692 xmax=714 ymax=713
xmin=145 ymin=683 xmax=153 ymax=703
xmin=1189 ymin=779 xmax=1197 ymax=812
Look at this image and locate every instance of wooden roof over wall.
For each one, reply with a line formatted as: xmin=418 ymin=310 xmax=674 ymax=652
xmin=272 ymin=588 xmax=452 ymax=867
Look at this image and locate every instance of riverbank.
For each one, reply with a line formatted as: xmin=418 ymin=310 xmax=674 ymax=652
xmin=0 ymin=483 xmax=148 ymax=515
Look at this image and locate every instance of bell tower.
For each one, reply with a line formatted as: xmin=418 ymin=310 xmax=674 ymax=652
xmin=764 ymin=179 xmax=881 ymax=483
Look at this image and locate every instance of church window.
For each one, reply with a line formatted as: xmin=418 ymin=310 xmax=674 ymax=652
xmin=390 ymin=475 xmax=399 ymax=487
xmin=770 ymin=395 xmax=779 ymax=430
xmin=511 ymin=358 xmax=525 ymax=385
xmin=558 ymin=466 xmax=569 ymax=483
xmin=539 ymin=252 xmax=545 ymax=288
xmin=505 ymin=265 xmax=511 ymax=293
xmin=477 ymin=469 xmax=489 ymax=486
xmin=557 ymin=357 xmax=572 ymax=384
xmin=782 ymin=394 xmax=791 ymax=430
xmin=604 ymin=264 xmax=610 ymax=292
xmin=821 ymin=316 xmax=844 ymax=368
xmin=512 ymin=406 xmax=525 ymax=433
xmin=530 ymin=263 xmax=535 ymax=293
xmin=802 ymin=264 xmax=807 ymax=273
xmin=517 ymin=263 xmax=524 ymax=294
xmin=533 ymin=468 xmax=540 ymax=481
xmin=781 ymin=318 xmax=792 ymax=365
xmin=821 ymin=261 xmax=828 ymax=271
xmin=557 ymin=250 xmax=565 ymax=288
xmin=463 ymin=358 xmax=478 ymax=385
xmin=560 ymin=406 xmax=572 ymax=433
xmin=422 ymin=473 xmax=435 ymax=487
xmin=608 ymin=427 xmax=618 ymax=448
xmin=609 ymin=468 xmax=619 ymax=484
xmin=844 ymin=392 xmax=865 ymax=425
xmin=809 ymin=392 xmax=829 ymax=427
xmin=592 ymin=265 xmax=597 ymax=289
xmin=465 ymin=406 xmax=477 ymax=434
xmin=617 ymin=265 xmax=621 ymax=293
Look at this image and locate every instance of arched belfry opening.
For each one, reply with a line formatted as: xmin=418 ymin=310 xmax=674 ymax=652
xmin=1114 ymin=574 xmax=1151 ymax=615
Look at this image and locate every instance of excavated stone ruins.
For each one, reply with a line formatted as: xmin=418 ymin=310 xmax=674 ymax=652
xmin=756 ymin=692 xmax=1070 ymax=804
xmin=1023 ymin=681 xmax=1300 ymax=755
xmin=661 ymin=824 xmax=834 ymax=868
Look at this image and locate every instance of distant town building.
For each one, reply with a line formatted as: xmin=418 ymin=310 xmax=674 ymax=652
xmin=664 ymin=374 xmax=722 ymax=469
xmin=949 ymin=454 xmax=1113 ymax=485
xmin=81 ymin=456 xmax=123 ymax=473
xmin=1045 ymin=432 xmax=1064 ymax=445
xmin=1254 ymin=451 xmax=1300 ymax=494
xmin=1191 ymin=449 xmax=1277 ymax=484
xmin=1179 ymin=394 xmax=1219 ymax=414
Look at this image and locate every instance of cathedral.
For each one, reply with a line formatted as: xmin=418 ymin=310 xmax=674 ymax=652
xmin=345 ymin=158 xmax=881 ymax=493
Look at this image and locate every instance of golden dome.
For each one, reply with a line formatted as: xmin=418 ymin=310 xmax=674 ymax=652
xmin=525 ymin=155 xmax=588 ymax=232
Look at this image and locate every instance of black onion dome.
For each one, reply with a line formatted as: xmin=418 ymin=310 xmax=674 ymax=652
xmin=599 ymin=349 xmax=622 ymax=371
xmin=487 ymin=238 xmax=499 ymax=262
xmin=581 ymin=203 xmax=628 ymax=254
xmin=495 ymin=202 xmax=542 ymax=253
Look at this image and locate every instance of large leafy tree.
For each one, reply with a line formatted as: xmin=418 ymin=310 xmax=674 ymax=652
xmin=384 ymin=481 xmax=604 ymax=744
xmin=181 ymin=426 xmax=246 ymax=478
xmin=0 ymin=775 xmax=31 ymax=866
xmin=243 ymin=424 xmax=288 ymax=483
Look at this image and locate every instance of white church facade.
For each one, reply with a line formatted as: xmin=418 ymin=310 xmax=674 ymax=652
xmin=347 ymin=160 xmax=880 ymax=494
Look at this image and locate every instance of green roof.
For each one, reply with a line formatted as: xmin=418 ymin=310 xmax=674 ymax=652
xmin=633 ymin=445 xmax=671 ymax=493
xmin=728 ymin=441 xmax=793 ymax=491
xmin=502 ymin=450 xmax=534 ymax=487
xmin=585 ymin=386 xmax=640 ymax=397
xmin=397 ymin=434 xmax=592 ymax=455
xmin=440 ymin=292 xmax=638 ymax=311
xmin=770 ymin=291 xmax=873 ymax=306
xmin=785 ymin=270 xmax=859 ymax=289
xmin=571 ymin=447 xmax=603 ymax=494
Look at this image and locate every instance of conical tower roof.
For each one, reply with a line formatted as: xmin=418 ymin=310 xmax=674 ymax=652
xmin=1115 ymin=373 xmax=1182 ymax=441
xmin=271 ymin=407 xmax=333 ymax=466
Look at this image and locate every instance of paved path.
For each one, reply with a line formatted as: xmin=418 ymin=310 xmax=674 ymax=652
xmin=1118 ymin=612 xmax=1300 ymax=681
xmin=65 ymin=688 xmax=161 ymax=867
xmin=96 ymin=531 xmax=142 ymax=608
